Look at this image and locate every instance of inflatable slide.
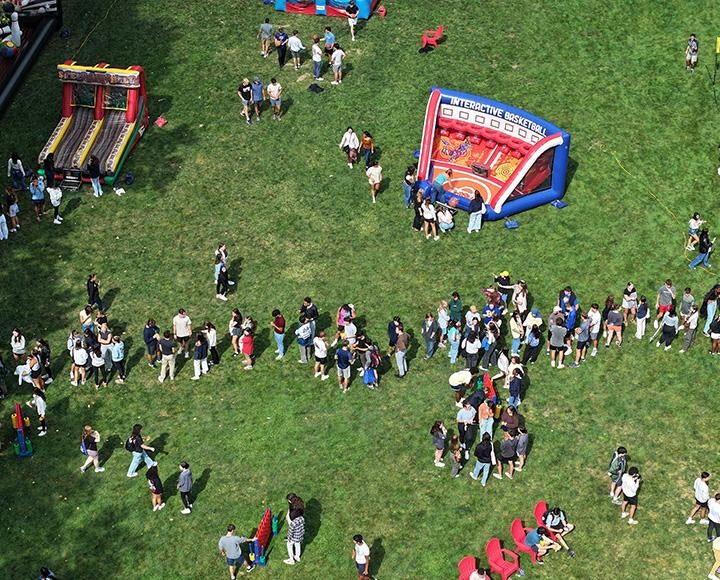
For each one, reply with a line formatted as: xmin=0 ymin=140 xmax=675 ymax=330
xmin=38 ymin=61 xmax=148 ymax=185
xmin=417 ymin=88 xmax=571 ymax=220
xmin=275 ymin=0 xmax=378 ymax=19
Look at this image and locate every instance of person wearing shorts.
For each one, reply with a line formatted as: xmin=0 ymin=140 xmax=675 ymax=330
xmin=346 ymin=0 xmax=359 ymax=41
xmin=548 ymin=316 xmax=567 ymax=369
xmin=366 ymin=160 xmax=382 ymax=204
xmin=654 ymin=279 xmax=676 ymax=328
xmin=421 ymin=197 xmax=438 ymax=240
xmin=686 ymin=34 xmax=699 ymax=72
xmin=313 ymin=331 xmax=329 ymax=380
xmin=287 ymin=30 xmax=305 ymax=70
xmin=330 ymin=45 xmax=345 ymax=85
xmin=335 ymin=340 xmax=353 ymax=392
xmin=351 ymin=535 xmax=371 ymax=580
xmin=172 ymin=309 xmax=192 ymax=359
xmin=218 ymin=524 xmax=255 ymax=579
xmin=524 ymin=526 xmax=561 ymax=562
xmin=493 ymin=429 xmax=517 ymax=480
xmin=237 ymin=78 xmax=252 ymax=125
xmin=258 ymin=18 xmax=273 ymax=58
xmin=688 ymin=471 xmax=711 ymax=524
xmin=250 ymin=76 xmax=266 ymax=121
xmin=620 ymin=467 xmax=641 ymax=524
xmin=267 ymin=78 xmax=283 ymax=120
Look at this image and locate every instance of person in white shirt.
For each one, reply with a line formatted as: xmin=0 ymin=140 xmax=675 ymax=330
xmin=311 ymin=34 xmax=323 ymax=80
xmin=688 ymin=212 xmax=705 ymax=250
xmin=421 ymin=198 xmax=438 ymax=240
xmin=680 ymin=305 xmax=700 ymax=353
xmin=71 ymin=341 xmax=88 ymax=386
xmin=586 ymin=303 xmax=602 ymax=356
xmin=365 ymin=160 xmax=382 ymax=204
xmin=266 ymin=78 xmax=283 ymax=120
xmin=709 ymin=535 xmax=720 ymax=580
xmin=351 ymin=534 xmax=371 ymax=579
xmin=7 ymin=152 xmax=26 ymax=191
xmin=620 ymin=467 xmax=641 ymax=524
xmin=709 ymin=493 xmax=720 ymax=543
xmin=287 ymin=30 xmax=305 ymax=70
xmin=344 ymin=320 xmax=357 ymax=347
xmin=437 ymin=205 xmax=454 ymax=233
xmin=339 ymin=127 xmax=360 ymax=168
xmin=172 ymin=309 xmax=193 ymax=359
xmin=330 ymin=45 xmax=346 ymax=85
xmin=687 ymin=471 xmax=711 ymax=525
xmin=312 ymin=331 xmax=329 ymax=380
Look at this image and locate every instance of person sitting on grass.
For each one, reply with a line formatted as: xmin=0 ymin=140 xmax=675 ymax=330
xmin=437 ymin=204 xmax=454 ymax=233
xmin=524 ymin=526 xmax=561 ymax=564
xmin=542 ymin=506 xmax=576 ymax=557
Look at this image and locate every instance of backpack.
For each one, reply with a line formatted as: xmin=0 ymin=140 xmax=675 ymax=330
xmin=369 ymin=347 xmax=381 ymax=369
xmin=125 ymin=436 xmax=135 ymax=452
xmin=607 ymin=453 xmax=621 ymax=476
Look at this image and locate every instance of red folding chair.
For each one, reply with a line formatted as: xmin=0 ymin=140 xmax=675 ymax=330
xmin=421 ymin=25 xmax=444 ymax=49
xmin=510 ymin=518 xmax=538 ymax=564
xmin=458 ymin=555 xmax=478 ymax=580
xmin=485 ymin=537 xmax=520 ymax=580
xmin=533 ymin=500 xmax=557 ymax=541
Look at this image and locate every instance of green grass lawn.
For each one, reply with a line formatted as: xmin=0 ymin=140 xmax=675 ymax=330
xmin=1 ymin=0 xmax=720 ymax=578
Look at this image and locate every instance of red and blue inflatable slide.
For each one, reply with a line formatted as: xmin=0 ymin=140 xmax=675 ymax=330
xmin=417 ymin=88 xmax=571 ymax=220
xmin=274 ymin=0 xmax=378 ymax=19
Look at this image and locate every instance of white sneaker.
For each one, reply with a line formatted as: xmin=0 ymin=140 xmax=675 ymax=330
xmin=321 ymin=375 xmax=329 ymax=380
xmin=314 ymin=372 xmax=321 ymax=377
xmin=591 ymin=348 xmax=597 ymax=357
xmin=505 ymin=472 xmax=513 ymax=479
xmin=557 ymin=363 xmax=565 ymax=369
xmin=53 ymin=218 xmax=62 ymax=225
xmin=551 ymin=360 xmax=556 ymax=367
xmin=153 ymin=504 xmax=159 ymax=511
xmin=95 ymin=467 xmax=105 ymax=473
xmin=653 ymin=320 xmax=659 ymax=329
xmin=434 ymin=461 xmax=445 ymax=468
xmin=191 ymin=376 xmax=200 ymax=381
xmin=283 ymin=558 xmax=295 ymax=565
xmin=228 ymin=280 xmax=236 ymax=285
xmin=621 ymin=512 xmax=629 ymax=519
xmin=492 ymin=473 xmax=502 ymax=480
xmin=627 ymin=518 xmax=638 ymax=525
xmin=275 ymin=354 xmax=283 ymax=360
xmin=157 ymin=503 xmax=165 ymax=511
xmin=181 ymin=508 xmax=191 ymax=515
xmin=686 ymin=517 xmax=696 ymax=524
xmin=700 ymin=518 xmax=710 ymax=524
xmin=184 ymin=352 xmax=190 ymax=359
xmin=664 ymin=345 xmax=671 ymax=351
xmin=216 ymin=294 xmax=228 ymax=301
xmin=38 ymin=430 xmax=47 ymax=437
xmin=331 ymin=81 xmax=339 ymax=85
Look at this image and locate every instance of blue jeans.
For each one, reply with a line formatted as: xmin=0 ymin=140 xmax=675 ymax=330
xmin=91 ymin=176 xmax=103 ymax=195
xmin=431 ymin=183 xmax=442 ymax=203
xmin=274 ymin=332 xmax=285 ymax=356
xmin=479 ymin=417 xmax=494 ymax=438
xmin=424 ymin=338 xmax=436 ymax=358
xmin=472 ymin=460 xmax=491 ymax=485
xmin=127 ymin=450 xmax=154 ymax=476
xmin=402 ymin=182 xmax=412 ymax=208
xmin=362 ymin=148 xmax=372 ymax=168
xmin=689 ymin=252 xmax=710 ymax=268
xmin=395 ymin=350 xmax=407 ymax=376
xmin=508 ymin=395 xmax=521 ymax=408
xmin=511 ymin=337 xmax=521 ymax=354
xmin=468 ymin=210 xmax=483 ymax=232
xmin=439 ymin=221 xmax=454 ymax=232
xmin=11 ymin=169 xmax=25 ymax=190
xmin=313 ymin=60 xmax=322 ymax=78
xmin=706 ymin=301 xmax=717 ymax=334
xmin=448 ymin=341 xmax=460 ymax=364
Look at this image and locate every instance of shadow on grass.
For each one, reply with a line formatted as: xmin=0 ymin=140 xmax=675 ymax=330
xmin=194 ymin=467 xmax=212 ymax=500
xmin=164 ymin=469 xmax=180 ymax=501
xmin=305 ymin=497 xmax=322 ymax=545
xmin=369 ymin=537 xmax=385 ymax=576
xmin=100 ymin=434 xmax=122 ymax=466
xmin=103 ymin=287 xmax=120 ymax=311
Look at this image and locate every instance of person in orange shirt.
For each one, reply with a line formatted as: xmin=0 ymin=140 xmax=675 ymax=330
xmin=360 ymin=131 xmax=374 ymax=169
xmin=478 ymin=398 xmax=494 ymax=437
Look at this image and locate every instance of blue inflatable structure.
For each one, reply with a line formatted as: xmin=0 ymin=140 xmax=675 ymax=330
xmin=274 ymin=0 xmax=378 ymax=19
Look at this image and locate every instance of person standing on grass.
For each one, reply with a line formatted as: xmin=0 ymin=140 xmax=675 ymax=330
xmin=27 ymin=387 xmax=48 ymax=436
xmin=192 ymin=332 xmax=209 ymax=380
xmin=449 ymin=291 xmax=463 ymax=323
xmin=470 ymin=432 xmax=494 ymax=486
xmin=467 ymin=190 xmax=486 ymax=233
xmin=89 ymin=346 xmax=108 ymax=390
xmin=313 ymin=331 xmax=330 ymax=380
xmin=249 ymin=76 xmax=266 ymax=122
xmin=686 ymin=33 xmax=699 ymax=72
xmin=178 ymin=461 xmax=193 ymax=515
xmin=86 ymin=274 xmax=103 ymax=311
xmin=97 ymin=323 xmax=112 ymax=368
xmin=709 ymin=494 xmax=720 ymax=542
xmin=143 ymin=319 xmax=160 ymax=368
xmin=173 ymin=309 xmax=193 ymax=359
xmin=507 ymin=368 xmax=522 ymax=408
xmin=6 ymin=188 xmax=19 ymax=232
xmin=620 ymin=466 xmax=641 ymax=524
xmin=322 ymin=26 xmax=336 ymax=56
xmin=709 ymin=536 xmax=720 ymax=580
xmin=359 ymin=131 xmax=374 ymax=169
xmin=542 ymin=507 xmax=576 ymax=557
xmin=10 ymin=328 xmax=25 ymax=363
xmin=687 ymin=471 xmax=711 ymax=525
xmin=299 ymin=296 xmax=319 ymax=337
xmin=335 ymin=340 xmax=353 ymax=392
xmin=420 ymin=198 xmax=438 ymax=239
xmin=430 ymin=420 xmax=447 ymax=467
xmin=146 ymin=464 xmax=165 ymax=511
xmin=656 ymin=305 xmax=679 ymax=351
xmin=288 ymin=30 xmax=305 ymax=70
xmin=549 ymin=315 xmax=567 ymax=368
xmin=494 ymin=429 xmax=517 ymax=480
xmin=157 ymin=331 xmax=176 ymax=382
xmin=79 ymin=425 xmax=104 ymax=473
xmin=284 ymin=495 xmax=306 ymax=565
xmin=266 ymin=77 xmax=284 ymax=121
xmin=0 ymin=202 xmax=8 ymax=240
xmin=635 ymin=296 xmax=650 ymax=340
xmin=386 ymin=315 xmax=401 ymax=355
xmin=605 ymin=303 xmax=624 ymax=348
xmin=274 ymin=27 xmax=289 ymax=68
xmin=71 ymin=340 xmax=88 ymax=386
xmin=395 ymin=324 xmax=409 ymax=378
xmin=421 ymin=312 xmax=439 ymax=358
xmin=126 ymin=423 xmax=156 ymax=478
xmin=622 ymin=282 xmax=638 ymax=323
xmin=521 ymin=324 xmax=541 ymax=365
xmin=345 ymin=0 xmax=359 ymax=41
xmin=295 ymin=316 xmax=313 ymax=364
xmin=7 ymin=152 xmax=26 ymax=190
xmin=568 ymin=312 xmax=589 ymax=367
xmin=339 ymin=127 xmax=360 ymax=168
xmin=237 ymin=78 xmax=253 ymax=125
xmin=448 ymin=435 xmax=462 ymax=478
xmin=311 ymin=35 xmax=324 ymax=81
xmin=448 ymin=320 xmax=462 ymax=364
xmin=110 ymin=336 xmax=126 ymax=384
xmin=366 ymin=160 xmax=382 ymax=204
xmin=240 ymin=328 xmax=254 ymax=370
xmin=690 ymin=228 xmax=714 ymax=269
xmin=457 ymin=399 xmax=477 ymax=459
xmin=437 ymin=300 xmax=450 ymax=347
xmin=201 ymin=322 xmax=218 ymax=366
xmin=654 ymin=279 xmax=676 ymax=329
xmin=608 ymin=446 xmax=627 ymax=504
xmin=351 ymin=534 xmax=371 ymax=580
xmin=271 ymin=309 xmax=286 ymax=360
xmin=215 ymin=244 xmax=235 ymax=286
xmin=515 ymin=426 xmax=529 ymax=471
xmin=219 ymin=524 xmax=256 ymax=579
xmin=29 ymin=175 xmax=45 ymax=222
xmin=215 ymin=258 xmax=230 ymax=301
xmin=258 ymin=18 xmax=274 ymax=58
xmin=402 ymin=165 xmax=416 ymax=209
xmin=87 ymin=155 xmax=103 ymax=197
xmin=680 ymin=305 xmax=700 ymax=353
xmin=48 ymin=185 xmax=63 ymax=225
xmin=704 ymin=286 xmax=720 ymax=337
xmin=330 ymin=44 xmax=346 ymax=85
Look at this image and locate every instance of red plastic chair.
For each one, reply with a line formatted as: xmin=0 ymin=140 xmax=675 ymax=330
xmin=458 ymin=555 xmax=478 ymax=580
xmin=485 ymin=537 xmax=520 ymax=580
xmin=421 ymin=25 xmax=444 ymax=49
xmin=533 ymin=501 xmax=558 ymax=541
xmin=510 ymin=518 xmax=538 ymax=564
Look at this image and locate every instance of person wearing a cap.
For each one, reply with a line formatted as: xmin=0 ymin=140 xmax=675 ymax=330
xmin=250 ymin=76 xmax=266 ymax=121
xmin=237 ymin=78 xmax=253 ymax=125
xmin=494 ymin=271 xmax=513 ymax=306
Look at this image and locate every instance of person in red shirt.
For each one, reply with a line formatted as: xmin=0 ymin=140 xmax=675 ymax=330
xmin=271 ymin=309 xmax=286 ymax=360
xmin=241 ymin=328 xmax=254 ymax=370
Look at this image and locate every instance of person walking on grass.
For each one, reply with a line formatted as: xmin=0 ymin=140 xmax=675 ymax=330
xmin=178 ymin=461 xmax=193 ymax=514
xmin=608 ymin=446 xmax=628 ymax=504
xmin=288 ymin=30 xmax=305 ymax=70
xmin=688 ymin=471 xmax=711 ymax=525
xmin=313 ymin=331 xmax=330 ymax=380
xmin=284 ymin=495 xmax=305 ymax=565
xmin=709 ymin=494 xmax=720 ymax=543
xmin=143 ymin=319 xmax=160 ymax=368
xmin=173 ymin=309 xmax=192 ymax=359
xmin=620 ymin=466 xmax=641 ymax=524
xmin=709 ymin=535 xmax=720 ymax=580
xmin=330 ymin=44 xmax=346 ymax=85
xmin=430 ymin=420 xmax=447 ymax=467
xmin=271 ymin=309 xmax=286 ymax=360
xmin=237 ymin=78 xmax=252 ymax=125
xmin=340 ymin=127 xmax=360 ymax=168
xmin=311 ymin=35 xmax=324 ymax=81
xmin=654 ymin=279 xmax=676 ymax=329
xmin=366 ymin=159 xmax=382 ymax=203
xmin=346 ymin=0 xmax=359 ymax=41
xmin=680 ymin=305 xmax=700 ymax=353
xmin=395 ymin=324 xmax=409 ymax=378
xmin=126 ymin=424 xmax=156 ymax=478
xmin=146 ymin=464 xmax=165 ymax=512
xmin=267 ymin=78 xmax=283 ymax=120
xmin=686 ymin=33 xmax=699 ymax=72
xmin=191 ymin=332 xmax=209 ymax=380
xmin=470 ymin=432 xmax=494 ymax=486
xmin=219 ymin=524 xmax=256 ymax=579
xmin=157 ymin=331 xmax=176 ymax=382
xmin=274 ymin=27 xmax=289 ymax=68
xmin=258 ymin=17 xmax=273 ymax=58
xmin=110 ymin=336 xmax=126 ymax=384
xmin=336 ymin=340 xmax=353 ymax=392
xmin=352 ymin=534 xmax=371 ymax=580
xmin=635 ymin=296 xmax=650 ymax=339
xmin=656 ymin=305 xmax=679 ymax=351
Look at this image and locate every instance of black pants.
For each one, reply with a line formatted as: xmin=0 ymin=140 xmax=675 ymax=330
xmin=708 ymin=520 xmax=720 ymax=540
xmin=277 ymin=45 xmax=287 ymax=67
xmin=660 ymin=324 xmax=676 ymax=346
xmin=112 ymin=360 xmax=126 ymax=380
xmin=216 ymin=278 xmax=228 ymax=296
xmin=180 ymin=491 xmax=193 ymax=509
xmin=465 ymin=352 xmax=479 ymax=370
xmin=210 ymin=346 xmax=219 ymax=365
xmin=522 ymin=344 xmax=539 ymax=364
xmin=53 ymin=205 xmax=60 ymax=219
xmin=91 ymin=365 xmax=108 ymax=385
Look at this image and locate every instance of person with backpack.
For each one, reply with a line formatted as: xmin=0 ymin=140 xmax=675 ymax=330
xmin=79 ymin=425 xmax=105 ymax=473
xmin=126 ymin=423 xmax=157 ymax=478
xmin=362 ymin=340 xmax=380 ymax=389
xmin=542 ymin=507 xmax=576 ymax=557
xmin=608 ymin=446 xmax=627 ymax=504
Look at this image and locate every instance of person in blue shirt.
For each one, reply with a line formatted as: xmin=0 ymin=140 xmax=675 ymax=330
xmin=110 ymin=335 xmax=126 ymax=384
xmin=29 ymin=175 xmax=45 ymax=222
xmin=507 ymin=369 xmax=522 ymax=408
xmin=322 ymin=26 xmax=335 ymax=57
xmin=431 ymin=168 xmax=452 ymax=204
xmin=522 ymin=325 xmax=541 ymax=365
xmin=524 ymin=526 xmax=560 ymax=562
xmin=335 ymin=340 xmax=353 ymax=392
xmin=569 ymin=312 xmax=590 ymax=367
xmin=250 ymin=76 xmax=266 ymax=121
xmin=274 ymin=28 xmax=289 ymax=68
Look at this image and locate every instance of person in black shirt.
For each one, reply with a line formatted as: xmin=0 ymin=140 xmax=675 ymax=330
xmin=146 ymin=464 xmax=165 ymax=511
xmin=87 ymin=155 xmax=103 ymax=197
xmin=300 ymin=297 xmax=318 ymax=337
xmin=126 ymin=423 xmax=156 ymax=477
xmin=237 ymin=79 xmax=253 ymax=125
xmin=345 ymin=0 xmax=359 ymax=41
xmin=87 ymin=274 xmax=103 ymax=310
xmin=80 ymin=425 xmax=105 ymax=473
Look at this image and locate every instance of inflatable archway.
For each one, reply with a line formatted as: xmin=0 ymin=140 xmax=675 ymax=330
xmin=274 ymin=0 xmax=378 ymax=19
xmin=417 ymin=88 xmax=571 ymax=220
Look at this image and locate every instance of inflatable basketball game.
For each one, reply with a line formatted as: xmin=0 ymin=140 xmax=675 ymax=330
xmin=274 ymin=0 xmax=378 ymax=19
xmin=417 ymin=88 xmax=571 ymax=220
xmin=38 ymin=61 xmax=149 ymax=185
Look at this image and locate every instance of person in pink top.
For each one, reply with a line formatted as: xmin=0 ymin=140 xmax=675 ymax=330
xmin=241 ymin=328 xmax=254 ymax=370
